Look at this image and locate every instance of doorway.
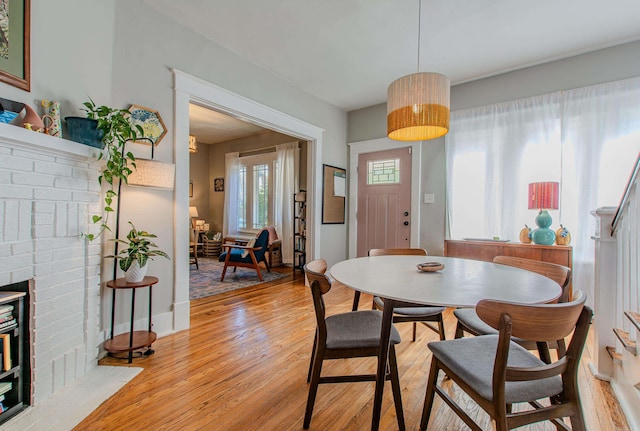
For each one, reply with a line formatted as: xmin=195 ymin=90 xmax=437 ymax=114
xmin=348 ymin=137 xmax=422 ymax=259
xmin=173 ymin=69 xmax=324 ymax=331
xmin=356 ymin=147 xmax=412 ymax=256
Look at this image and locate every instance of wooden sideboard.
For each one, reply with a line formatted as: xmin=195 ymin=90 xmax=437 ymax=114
xmin=444 ymin=239 xmax=573 ymax=297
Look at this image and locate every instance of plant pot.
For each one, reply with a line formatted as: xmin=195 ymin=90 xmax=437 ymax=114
xmin=124 ymin=260 xmax=148 ymax=283
xmin=65 ymin=116 xmax=104 ymax=148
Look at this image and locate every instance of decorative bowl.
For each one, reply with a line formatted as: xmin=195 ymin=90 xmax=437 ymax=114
xmin=417 ymin=262 xmax=445 ymax=272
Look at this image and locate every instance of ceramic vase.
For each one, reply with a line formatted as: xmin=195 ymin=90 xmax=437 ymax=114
xmin=124 ymin=260 xmax=148 ymax=283
xmin=41 ymin=100 xmax=62 ymax=137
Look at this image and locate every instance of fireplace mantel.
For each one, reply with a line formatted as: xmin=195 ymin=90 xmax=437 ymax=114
xmin=0 ymin=123 xmax=101 ymax=159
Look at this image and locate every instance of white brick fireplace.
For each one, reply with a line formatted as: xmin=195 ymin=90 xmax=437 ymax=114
xmin=0 ymin=123 xmax=103 ymax=405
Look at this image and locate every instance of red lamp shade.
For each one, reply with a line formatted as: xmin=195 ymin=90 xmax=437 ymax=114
xmin=528 ymin=182 xmax=559 ymax=210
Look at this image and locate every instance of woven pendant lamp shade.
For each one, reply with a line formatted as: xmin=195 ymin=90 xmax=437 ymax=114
xmin=387 ymin=72 xmax=450 ymax=141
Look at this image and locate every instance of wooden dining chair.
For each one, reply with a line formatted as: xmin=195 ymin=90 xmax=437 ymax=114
xmin=303 ymin=259 xmax=405 ymax=430
xmin=356 ymin=248 xmax=446 ymax=341
xmin=421 ymin=291 xmax=591 ymax=431
xmin=454 ymin=256 xmax=572 ymax=359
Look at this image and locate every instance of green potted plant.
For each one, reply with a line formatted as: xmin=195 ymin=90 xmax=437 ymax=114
xmin=81 ymin=99 xmax=143 ymax=241
xmin=107 ymin=222 xmax=169 ymax=282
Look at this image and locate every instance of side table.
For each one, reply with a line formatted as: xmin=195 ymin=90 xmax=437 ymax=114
xmin=104 ymin=276 xmax=158 ymax=363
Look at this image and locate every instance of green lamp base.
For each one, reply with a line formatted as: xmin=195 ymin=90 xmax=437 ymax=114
xmin=532 ymin=210 xmax=556 ymax=245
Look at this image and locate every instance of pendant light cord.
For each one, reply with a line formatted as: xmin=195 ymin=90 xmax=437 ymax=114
xmin=417 ymin=0 xmax=422 ymax=72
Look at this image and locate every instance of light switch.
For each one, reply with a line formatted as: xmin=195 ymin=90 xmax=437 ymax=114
xmin=424 ymin=193 xmax=435 ymax=204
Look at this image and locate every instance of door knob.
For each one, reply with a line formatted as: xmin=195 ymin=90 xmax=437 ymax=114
xmin=403 ymin=221 xmax=409 ymax=226
xmin=403 ymin=211 xmax=409 ymax=217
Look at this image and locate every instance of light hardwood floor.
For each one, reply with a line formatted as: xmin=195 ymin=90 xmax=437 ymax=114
xmin=74 ymin=270 xmax=629 ymax=431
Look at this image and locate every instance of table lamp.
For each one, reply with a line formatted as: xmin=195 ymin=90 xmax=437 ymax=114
xmin=189 ymin=206 xmax=199 ymax=228
xmin=528 ymin=182 xmax=559 ymax=245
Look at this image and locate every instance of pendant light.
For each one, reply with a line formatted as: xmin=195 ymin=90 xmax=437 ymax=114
xmin=387 ymin=0 xmax=450 ymax=141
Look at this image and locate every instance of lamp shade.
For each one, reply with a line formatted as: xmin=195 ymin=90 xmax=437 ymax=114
xmin=189 ymin=135 xmax=197 ymax=153
xmin=189 ymin=206 xmax=199 ymax=218
xmin=387 ymin=72 xmax=450 ymax=141
xmin=127 ymin=159 xmax=175 ymax=190
xmin=528 ymin=182 xmax=559 ymax=210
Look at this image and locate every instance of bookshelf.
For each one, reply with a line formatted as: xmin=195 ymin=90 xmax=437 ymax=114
xmin=0 ymin=291 xmax=27 ymax=425
xmin=293 ymin=190 xmax=307 ymax=273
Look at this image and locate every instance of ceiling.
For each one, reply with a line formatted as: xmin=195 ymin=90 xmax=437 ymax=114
xmin=145 ymin=0 xmax=640 ymax=143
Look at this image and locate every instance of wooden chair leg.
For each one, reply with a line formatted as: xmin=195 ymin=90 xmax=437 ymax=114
xmin=248 ymin=250 xmax=264 ymax=281
xmin=351 ymin=290 xmax=361 ymax=311
xmin=220 ymin=253 xmax=232 ymax=281
xmin=303 ymin=345 xmax=325 ymax=429
xmin=412 ymin=322 xmax=417 ymax=342
xmin=306 ymin=333 xmax=317 ymax=383
xmin=388 ymin=345 xmax=406 ymax=430
xmin=437 ymin=314 xmax=446 ymax=340
xmin=454 ymin=320 xmax=465 ymax=339
xmin=420 ymin=358 xmax=441 ymax=430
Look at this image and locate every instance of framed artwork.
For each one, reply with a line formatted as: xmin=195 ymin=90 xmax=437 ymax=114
xmin=0 ymin=0 xmax=30 ymax=91
xmin=128 ymin=104 xmax=167 ymax=146
xmin=322 ymin=164 xmax=346 ymax=224
xmin=214 ymin=178 xmax=224 ymax=192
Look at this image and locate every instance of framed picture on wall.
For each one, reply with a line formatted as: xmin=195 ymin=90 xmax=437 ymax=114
xmin=214 ymin=178 xmax=224 ymax=192
xmin=322 ymin=164 xmax=346 ymax=224
xmin=0 ymin=0 xmax=30 ymax=91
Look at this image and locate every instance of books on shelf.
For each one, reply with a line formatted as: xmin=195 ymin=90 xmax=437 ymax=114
xmin=0 ymin=319 xmax=16 ymax=331
xmin=0 ymin=334 xmax=10 ymax=371
xmin=0 ymin=382 xmax=11 ymax=396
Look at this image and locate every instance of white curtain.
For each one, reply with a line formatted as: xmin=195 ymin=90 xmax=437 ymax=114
xmin=561 ymin=77 xmax=640 ymax=305
xmin=446 ymin=93 xmax=562 ymax=241
xmin=222 ymin=152 xmax=240 ymax=238
xmin=446 ymin=77 xmax=640 ymax=307
xmin=275 ymin=142 xmax=299 ymax=264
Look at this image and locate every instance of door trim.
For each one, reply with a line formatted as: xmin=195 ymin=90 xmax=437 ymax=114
xmin=348 ymin=138 xmax=422 ymax=259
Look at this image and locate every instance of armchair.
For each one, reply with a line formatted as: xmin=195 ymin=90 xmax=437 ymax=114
xmin=218 ymin=229 xmax=271 ymax=281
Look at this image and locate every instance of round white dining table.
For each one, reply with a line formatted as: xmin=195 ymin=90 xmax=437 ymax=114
xmin=330 ymin=255 xmax=562 ymax=308
xmin=329 ymin=255 xmax=562 ymax=431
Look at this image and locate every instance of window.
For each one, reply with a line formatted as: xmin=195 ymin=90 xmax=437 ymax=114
xmin=367 ymin=158 xmax=400 ymax=184
xmin=234 ymin=153 xmax=277 ymax=232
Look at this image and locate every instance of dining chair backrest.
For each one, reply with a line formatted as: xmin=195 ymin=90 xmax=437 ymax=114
xmin=492 ymin=256 xmax=572 ymax=302
xmin=477 ymin=290 xmax=586 ymax=343
xmin=368 ymin=248 xmax=427 ymax=256
xmin=304 ymin=259 xmax=332 ymax=295
xmin=303 ymin=260 xmax=334 ymax=343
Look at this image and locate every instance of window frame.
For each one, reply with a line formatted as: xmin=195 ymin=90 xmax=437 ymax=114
xmin=234 ymin=152 xmax=277 ymax=235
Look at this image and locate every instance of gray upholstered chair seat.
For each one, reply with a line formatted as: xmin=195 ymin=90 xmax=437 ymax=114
xmin=428 ymin=335 xmax=563 ymax=403
xmin=325 ymin=310 xmax=401 ymax=350
xmin=454 ymin=308 xmax=496 ymax=334
xmin=454 ymin=308 xmax=561 ymax=351
xmin=373 ymin=296 xmax=445 ymax=317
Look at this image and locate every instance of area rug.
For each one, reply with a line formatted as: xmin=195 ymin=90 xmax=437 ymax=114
xmin=190 ymin=257 xmax=288 ymax=300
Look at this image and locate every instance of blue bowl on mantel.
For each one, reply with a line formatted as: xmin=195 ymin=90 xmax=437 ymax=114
xmin=64 ymin=116 xmax=104 ymax=148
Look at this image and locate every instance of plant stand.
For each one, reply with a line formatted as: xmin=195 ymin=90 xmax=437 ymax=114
xmin=104 ymin=276 xmax=158 ymax=363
